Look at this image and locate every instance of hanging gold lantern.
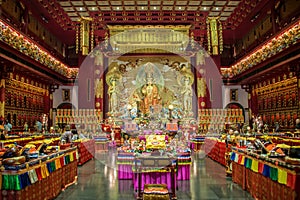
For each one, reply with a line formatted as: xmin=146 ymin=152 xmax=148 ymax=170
xmin=76 ymin=17 xmax=93 ymax=55
xmin=206 ymin=17 xmax=223 ymax=55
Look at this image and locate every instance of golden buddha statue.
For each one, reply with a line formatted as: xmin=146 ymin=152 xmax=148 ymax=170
xmin=140 ymin=74 xmax=161 ymax=115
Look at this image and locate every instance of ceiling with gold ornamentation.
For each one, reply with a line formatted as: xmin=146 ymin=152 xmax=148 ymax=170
xmin=17 ymin=0 xmax=270 ymax=45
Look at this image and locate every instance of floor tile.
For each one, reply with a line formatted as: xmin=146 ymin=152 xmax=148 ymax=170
xmin=56 ymin=151 xmax=254 ymax=200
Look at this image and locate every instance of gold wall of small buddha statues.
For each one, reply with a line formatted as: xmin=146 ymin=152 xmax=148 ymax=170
xmin=251 ymin=72 xmax=299 ymax=129
xmin=4 ymin=73 xmax=49 ymax=129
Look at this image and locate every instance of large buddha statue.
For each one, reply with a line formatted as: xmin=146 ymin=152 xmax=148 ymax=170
xmin=133 ymin=63 xmax=163 ymax=115
xmin=140 ymin=73 xmax=161 ymax=115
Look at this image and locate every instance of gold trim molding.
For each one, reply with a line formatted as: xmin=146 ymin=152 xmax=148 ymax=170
xmin=107 ymin=25 xmax=191 ymax=54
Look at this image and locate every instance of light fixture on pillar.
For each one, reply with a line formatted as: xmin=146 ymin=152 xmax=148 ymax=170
xmin=50 ymin=84 xmax=59 ymax=92
xmin=76 ymin=17 xmax=93 ymax=55
xmin=206 ymin=17 xmax=223 ymax=55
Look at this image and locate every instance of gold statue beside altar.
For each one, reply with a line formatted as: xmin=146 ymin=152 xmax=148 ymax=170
xmin=106 ymin=62 xmax=122 ymax=114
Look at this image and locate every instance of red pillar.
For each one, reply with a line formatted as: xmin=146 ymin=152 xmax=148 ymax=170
xmin=49 ymin=92 xmax=53 ymax=128
xmin=95 ymin=77 xmax=103 ymax=121
xmin=94 ymin=54 xmax=104 ymax=121
xmin=0 ymin=79 xmax=5 ymax=120
xmin=297 ymin=74 xmax=300 ymax=121
xmin=196 ymin=65 xmax=211 ymax=109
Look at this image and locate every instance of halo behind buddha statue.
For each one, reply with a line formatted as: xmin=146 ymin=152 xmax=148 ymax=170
xmin=135 ymin=62 xmax=164 ymax=89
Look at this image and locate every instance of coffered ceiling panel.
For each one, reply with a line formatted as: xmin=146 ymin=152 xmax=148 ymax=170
xmin=136 ymin=1 xmax=148 ymax=5
xmin=228 ymin=1 xmax=241 ymax=6
xmin=202 ymin=1 xmax=215 ymax=6
xmin=97 ymin=1 xmax=109 ymax=6
xmin=67 ymin=12 xmax=78 ymax=17
xmin=126 ymin=6 xmax=136 ymax=10
xmin=59 ymin=2 xmax=72 ymax=6
xmin=219 ymin=16 xmax=228 ymax=21
xmin=163 ymin=1 xmax=174 ymax=5
xmin=63 ymin=7 xmax=75 ymax=12
xmin=162 ymin=6 xmax=173 ymax=11
xmin=150 ymin=1 xmax=161 ymax=5
xmin=51 ymin=0 xmax=244 ymax=26
xmin=79 ymin=12 xmax=89 ymax=17
xmin=18 ymin=0 xmax=265 ymax=44
xmin=124 ymin=1 xmax=135 ymax=5
xmin=215 ymin=1 xmax=227 ymax=6
xmin=87 ymin=7 xmax=99 ymax=11
xmin=187 ymin=7 xmax=198 ymax=11
xmin=100 ymin=7 xmax=111 ymax=11
xmin=71 ymin=1 xmax=84 ymax=6
xmin=84 ymin=1 xmax=97 ymax=6
xmin=189 ymin=1 xmax=201 ymax=6
xmin=75 ymin=7 xmax=86 ymax=11
xmin=176 ymin=1 xmax=188 ymax=5
xmin=209 ymin=12 xmax=220 ymax=16
xmin=111 ymin=1 xmax=123 ymax=6
xmin=220 ymin=12 xmax=232 ymax=16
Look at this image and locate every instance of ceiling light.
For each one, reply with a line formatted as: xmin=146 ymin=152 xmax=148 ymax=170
xmin=179 ymin=7 xmax=182 ymax=10
xmin=203 ymin=7 xmax=207 ymax=10
xmin=216 ymin=7 xmax=219 ymax=10
xmin=153 ymin=6 xmax=156 ymax=10
xmin=41 ymin=15 xmax=48 ymax=23
xmin=79 ymin=7 xmax=83 ymax=11
xmin=141 ymin=6 xmax=144 ymax=10
xmin=117 ymin=7 xmax=119 ymax=10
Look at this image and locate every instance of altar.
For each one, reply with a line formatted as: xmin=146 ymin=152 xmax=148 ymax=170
xmin=133 ymin=154 xmax=177 ymax=199
xmin=117 ymin=151 xmax=191 ymax=181
xmin=116 ymin=130 xmax=192 ymax=200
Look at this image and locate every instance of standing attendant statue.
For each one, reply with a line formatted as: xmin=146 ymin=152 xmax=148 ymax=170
xmin=23 ymin=122 xmax=28 ymax=132
xmin=178 ymin=69 xmax=194 ymax=116
xmin=106 ymin=63 xmax=122 ymax=114
xmin=108 ymin=78 xmax=119 ymax=113
xmin=181 ymin=76 xmax=193 ymax=113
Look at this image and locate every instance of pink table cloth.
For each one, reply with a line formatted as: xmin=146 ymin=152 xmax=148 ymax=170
xmin=133 ymin=171 xmax=177 ymax=191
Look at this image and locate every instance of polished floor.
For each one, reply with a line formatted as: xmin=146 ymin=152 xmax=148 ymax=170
xmin=56 ymin=151 xmax=253 ymax=200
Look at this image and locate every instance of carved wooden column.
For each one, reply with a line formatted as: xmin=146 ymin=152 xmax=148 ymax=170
xmin=49 ymin=92 xmax=53 ymax=129
xmin=298 ymin=75 xmax=300 ymax=120
xmin=289 ymin=63 xmax=300 ymax=125
xmin=94 ymin=50 xmax=104 ymax=122
xmin=0 ymin=78 xmax=5 ymax=120
xmin=0 ymin=64 xmax=12 ymax=121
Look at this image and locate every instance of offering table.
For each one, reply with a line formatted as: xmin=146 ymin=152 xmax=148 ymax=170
xmin=0 ymin=147 xmax=78 ymax=200
xmin=134 ymin=154 xmax=177 ymax=200
xmin=231 ymin=148 xmax=300 ymax=200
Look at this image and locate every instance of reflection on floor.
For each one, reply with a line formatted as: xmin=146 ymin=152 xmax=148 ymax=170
xmin=56 ymin=151 xmax=254 ymax=200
